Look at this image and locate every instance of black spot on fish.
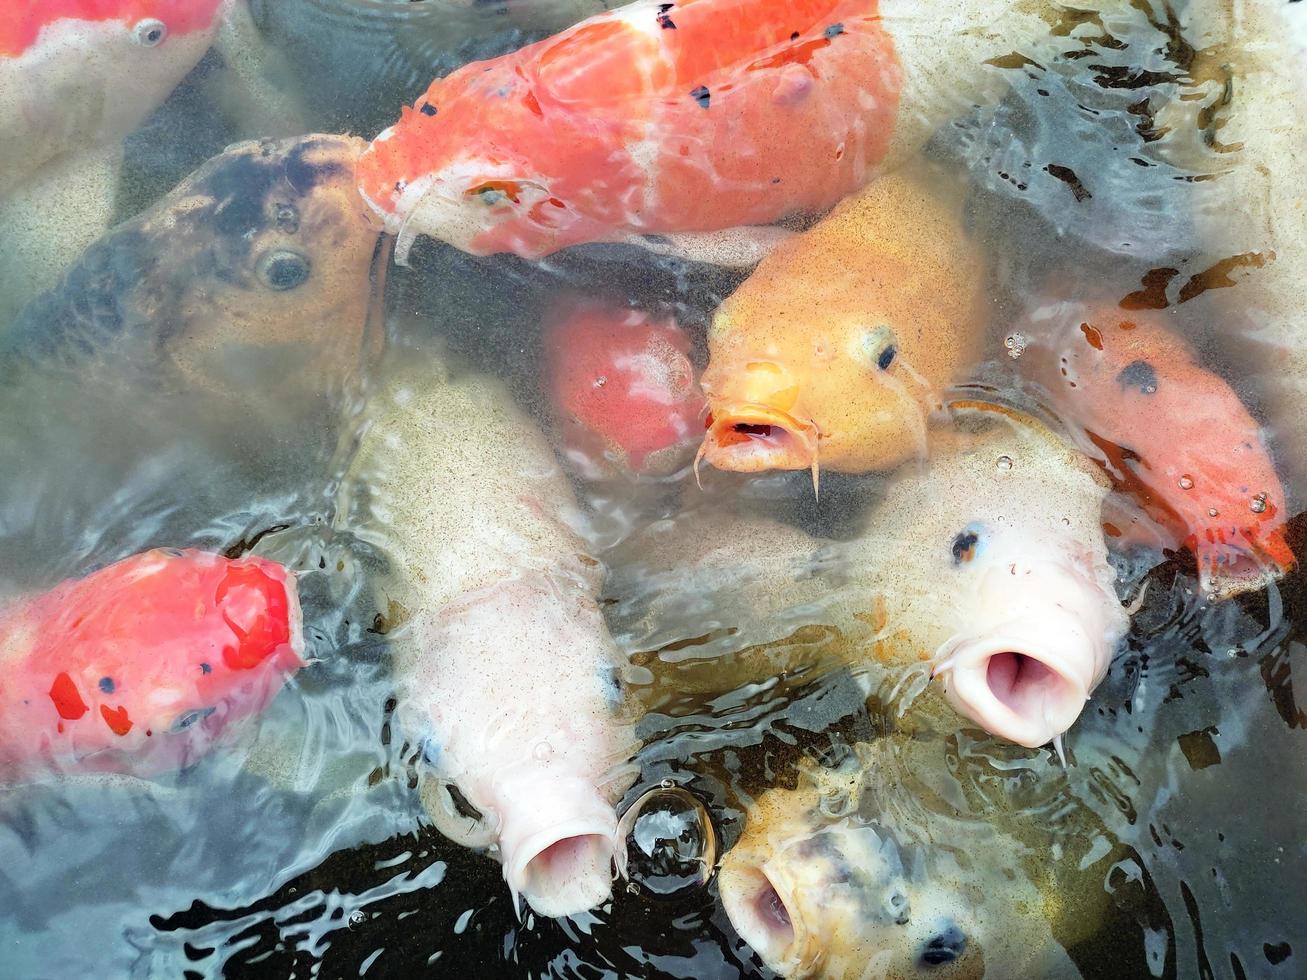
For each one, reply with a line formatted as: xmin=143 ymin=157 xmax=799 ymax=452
xmin=824 ymin=23 xmax=845 ymax=37
xmin=1117 ymin=360 xmax=1159 ymax=394
xmin=98 ymin=677 xmax=115 ymax=694
xmin=419 ymin=102 xmax=438 ymax=117
xmin=657 ymin=2 xmax=676 ymax=28
xmin=690 ymin=85 xmax=711 ymax=109
xmin=952 ymin=531 xmax=979 ymax=564
xmin=791 ymin=31 xmax=801 ymax=40
xmin=200 ymin=663 xmax=212 ymax=674
xmin=284 ymin=140 xmax=346 ymax=196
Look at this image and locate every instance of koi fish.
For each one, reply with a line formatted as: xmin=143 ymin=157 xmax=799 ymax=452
xmin=544 ymin=297 xmax=705 ymax=477
xmin=355 ymin=0 xmax=1061 ymax=264
xmin=697 ymin=172 xmax=986 ymax=487
xmin=337 ymin=353 xmax=638 ymax=918
xmin=1021 ymin=301 xmax=1294 ymax=597
xmin=3 ymin=134 xmax=384 ymax=403
xmin=0 ymin=0 xmax=230 ymax=198
xmin=0 ymin=548 xmax=303 ymax=779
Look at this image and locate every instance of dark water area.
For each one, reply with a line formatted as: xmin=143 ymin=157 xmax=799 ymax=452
xmin=1 ymin=1 xmax=1305 ymax=978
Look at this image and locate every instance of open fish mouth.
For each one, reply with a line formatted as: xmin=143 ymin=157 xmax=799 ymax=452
xmin=697 ymin=404 xmax=820 ymax=482
xmin=719 ymin=857 xmax=809 ymax=973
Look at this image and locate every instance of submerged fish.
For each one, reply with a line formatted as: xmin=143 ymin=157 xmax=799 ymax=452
xmin=355 ymin=0 xmax=1064 ymax=263
xmin=3 ymin=134 xmax=384 ymax=401
xmin=0 ymin=548 xmax=303 ymax=779
xmin=0 ymin=0 xmax=229 ymax=196
xmin=337 ymin=353 xmax=638 ymax=918
xmin=719 ymin=740 xmax=1086 ymax=978
xmin=698 ymin=173 xmax=987 ymax=485
xmin=545 ymin=297 xmax=705 ymax=478
xmin=1020 ymin=301 xmax=1294 ymax=598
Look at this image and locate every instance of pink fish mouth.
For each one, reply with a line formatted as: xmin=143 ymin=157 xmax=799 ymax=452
xmin=718 ymin=861 xmax=803 ymax=971
xmin=696 ymin=405 xmax=820 ymax=488
xmin=933 ymin=621 xmax=1097 ymax=748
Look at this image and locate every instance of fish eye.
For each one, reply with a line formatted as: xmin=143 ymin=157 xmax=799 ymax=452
xmin=256 ymin=249 xmax=312 ymax=291
xmin=466 ymin=180 xmax=522 ymax=207
xmin=858 ymin=324 xmax=898 ymax=371
xmin=951 ymin=527 xmax=983 ymax=564
xmin=169 ymin=706 xmax=216 ymax=733
xmin=133 ymin=19 xmax=168 ymax=47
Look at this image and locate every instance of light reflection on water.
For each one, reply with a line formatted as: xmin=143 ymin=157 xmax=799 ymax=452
xmin=0 ymin=1 xmax=1305 ymax=978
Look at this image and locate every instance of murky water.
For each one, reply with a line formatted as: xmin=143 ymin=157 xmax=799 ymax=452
xmin=1 ymin=1 xmax=1305 ymax=978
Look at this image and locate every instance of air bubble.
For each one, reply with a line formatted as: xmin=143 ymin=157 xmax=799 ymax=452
xmin=593 ymin=375 xmax=607 ymax=389
xmin=533 ymin=741 xmax=552 ymax=761
xmin=617 ymin=785 xmax=717 ymax=899
xmin=1208 ymin=507 xmax=1219 ymax=518
xmin=1178 ymin=475 xmax=1194 ymax=491
xmin=997 ymin=456 xmax=1014 ymax=471
xmin=1004 ymin=333 xmax=1027 ymax=359
xmin=1250 ymin=494 xmax=1268 ymax=514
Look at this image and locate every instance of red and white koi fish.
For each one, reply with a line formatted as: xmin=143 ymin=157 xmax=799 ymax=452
xmin=545 ymin=297 xmax=705 ymax=477
xmin=1021 ymin=302 xmax=1295 ymax=597
xmin=0 ymin=1 xmax=232 ymax=196
xmin=0 ymin=548 xmax=303 ymax=778
xmin=356 ymin=0 xmax=1063 ymax=264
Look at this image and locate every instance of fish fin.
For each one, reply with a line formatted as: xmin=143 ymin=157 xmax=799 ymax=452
xmin=1198 ymin=531 xmax=1296 ymax=599
xmin=632 ymin=226 xmax=797 ymax=268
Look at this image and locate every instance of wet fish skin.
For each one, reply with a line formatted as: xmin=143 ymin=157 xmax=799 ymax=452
xmin=355 ymin=0 xmax=1063 ymax=263
xmin=699 ymin=172 xmax=987 ymax=480
xmin=336 ymin=351 xmax=638 ymax=919
xmin=3 ymin=134 xmax=384 ymax=401
xmin=0 ymin=548 xmax=303 ymax=780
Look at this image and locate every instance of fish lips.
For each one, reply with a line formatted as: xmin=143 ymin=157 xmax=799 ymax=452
xmin=698 ymin=404 xmax=819 ymax=473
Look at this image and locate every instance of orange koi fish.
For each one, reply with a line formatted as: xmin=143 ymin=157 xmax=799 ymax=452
xmin=545 ymin=297 xmax=705 ymax=477
xmin=1022 ymin=302 xmax=1295 ymax=597
xmin=0 ymin=548 xmax=303 ymax=778
xmin=356 ymin=0 xmax=1058 ymax=263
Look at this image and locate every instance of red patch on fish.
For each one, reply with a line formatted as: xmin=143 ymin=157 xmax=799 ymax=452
xmin=545 ymin=298 xmax=705 ymax=475
xmin=356 ymin=0 xmax=903 ymax=258
xmin=49 ymin=672 xmax=88 ymax=720
xmin=100 ymin=703 xmax=133 ymax=736
xmin=1 ymin=1 xmax=226 ymax=57
xmin=0 ymin=549 xmax=302 ymax=777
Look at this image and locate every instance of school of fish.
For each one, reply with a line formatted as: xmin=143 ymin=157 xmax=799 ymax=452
xmin=1 ymin=0 xmax=1304 ymax=976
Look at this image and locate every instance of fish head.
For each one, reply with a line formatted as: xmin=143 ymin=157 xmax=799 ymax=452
xmin=867 ymin=407 xmax=1127 ymax=747
xmin=355 ymin=57 xmax=608 ymax=262
xmin=699 ymin=175 xmax=986 ymax=477
xmin=1 ymin=1 xmax=231 ymax=190
xmin=142 ymin=134 xmax=385 ymax=396
xmin=720 ymin=782 xmax=987 ymax=979
xmin=545 ymin=298 xmax=706 ymax=478
xmin=701 ymin=311 xmax=945 ymax=477
xmin=16 ymin=549 xmax=303 ymax=774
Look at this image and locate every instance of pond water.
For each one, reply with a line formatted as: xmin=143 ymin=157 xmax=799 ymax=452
xmin=1 ymin=1 xmax=1305 ymax=978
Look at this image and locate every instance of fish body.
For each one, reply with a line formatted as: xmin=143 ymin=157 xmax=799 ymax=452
xmin=0 ymin=0 xmax=229 ymax=197
xmin=719 ymin=741 xmax=1083 ymax=978
xmin=3 ymin=134 xmax=383 ymax=403
xmin=699 ymin=173 xmax=987 ymax=481
xmin=337 ymin=354 xmax=638 ymax=918
xmin=355 ymin=0 xmax=1055 ymax=262
xmin=1021 ymin=301 xmax=1294 ymax=597
xmin=0 ymin=548 xmax=302 ymax=779
xmin=545 ymin=298 xmax=704 ymax=477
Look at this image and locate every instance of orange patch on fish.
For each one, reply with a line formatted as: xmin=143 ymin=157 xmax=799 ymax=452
xmin=100 ymin=703 xmax=133 ymax=736
xmin=49 ymin=671 xmax=88 ymax=720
